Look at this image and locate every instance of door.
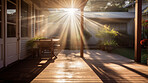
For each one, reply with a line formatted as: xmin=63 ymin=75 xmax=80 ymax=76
xmin=0 ymin=0 xmax=4 ymax=68
xmin=5 ymin=0 xmax=19 ymax=66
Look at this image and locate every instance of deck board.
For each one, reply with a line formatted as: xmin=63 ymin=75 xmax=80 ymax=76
xmin=32 ymin=50 xmax=148 ymax=83
xmin=31 ymin=50 xmax=102 ymax=83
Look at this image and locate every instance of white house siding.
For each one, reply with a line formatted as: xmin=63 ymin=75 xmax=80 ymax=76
xmin=20 ymin=0 xmax=31 ymax=60
xmin=128 ymin=7 xmax=135 ymax=12
xmin=127 ymin=19 xmax=135 ymax=35
xmin=20 ymin=38 xmax=30 ymax=60
xmin=20 ymin=0 xmax=38 ymax=60
xmin=107 ymin=20 xmax=134 ymax=36
xmin=107 ymin=23 xmax=127 ymax=32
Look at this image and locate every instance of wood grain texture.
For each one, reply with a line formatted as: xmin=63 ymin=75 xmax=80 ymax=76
xmin=32 ymin=50 xmax=148 ymax=83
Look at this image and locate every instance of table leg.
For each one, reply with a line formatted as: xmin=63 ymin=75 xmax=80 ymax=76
xmin=52 ymin=48 xmax=57 ymax=58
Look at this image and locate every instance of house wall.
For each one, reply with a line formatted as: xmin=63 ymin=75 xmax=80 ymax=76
xmin=20 ymin=0 xmax=31 ymax=60
xmin=15 ymin=0 xmax=45 ymax=60
xmin=127 ymin=19 xmax=135 ymax=35
xmin=20 ymin=0 xmax=42 ymax=60
xmin=128 ymin=7 xmax=135 ymax=12
xmin=1 ymin=0 xmax=20 ymax=67
xmin=20 ymin=38 xmax=30 ymax=59
xmin=0 ymin=0 xmax=44 ymax=69
xmin=85 ymin=18 xmax=134 ymax=45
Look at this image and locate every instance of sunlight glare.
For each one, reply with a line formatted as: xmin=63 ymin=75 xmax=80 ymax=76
xmin=64 ymin=8 xmax=78 ymax=15
xmin=36 ymin=7 xmax=105 ymax=50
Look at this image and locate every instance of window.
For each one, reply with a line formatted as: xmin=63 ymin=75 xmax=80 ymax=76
xmin=7 ymin=24 xmax=16 ymax=37
xmin=0 ymin=0 xmax=2 ymax=38
xmin=7 ymin=0 xmax=16 ymax=37
xmin=21 ymin=0 xmax=29 ymax=37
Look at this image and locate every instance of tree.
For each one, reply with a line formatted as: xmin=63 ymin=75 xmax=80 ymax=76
xmin=84 ymin=0 xmax=135 ymax=12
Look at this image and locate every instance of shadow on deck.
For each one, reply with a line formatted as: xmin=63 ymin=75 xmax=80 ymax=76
xmin=0 ymin=55 xmax=57 ymax=83
xmin=82 ymin=50 xmax=148 ymax=83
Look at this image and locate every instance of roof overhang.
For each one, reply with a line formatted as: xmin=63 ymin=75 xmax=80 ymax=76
xmin=31 ymin=0 xmax=88 ymax=9
xmin=84 ymin=12 xmax=135 ymax=19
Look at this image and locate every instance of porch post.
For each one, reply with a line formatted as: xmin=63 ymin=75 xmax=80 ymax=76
xmin=80 ymin=8 xmax=84 ymax=57
xmin=135 ymin=0 xmax=142 ymax=62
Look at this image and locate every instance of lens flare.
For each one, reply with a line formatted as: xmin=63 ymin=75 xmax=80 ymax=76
xmin=63 ymin=8 xmax=78 ymax=15
xmin=34 ymin=8 xmax=104 ymax=50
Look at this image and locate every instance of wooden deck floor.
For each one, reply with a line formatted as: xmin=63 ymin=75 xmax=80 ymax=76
xmin=32 ymin=50 xmax=148 ymax=83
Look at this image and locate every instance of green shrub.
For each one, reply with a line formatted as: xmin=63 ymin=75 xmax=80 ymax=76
xmin=96 ymin=25 xmax=119 ymax=41
xmin=112 ymin=48 xmax=148 ymax=64
xmin=26 ymin=37 xmax=46 ymax=49
xmin=101 ymin=40 xmax=118 ymax=46
xmin=96 ymin=25 xmax=119 ymax=47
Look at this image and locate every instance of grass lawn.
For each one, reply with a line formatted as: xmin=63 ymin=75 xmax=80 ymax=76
xmin=111 ymin=48 xmax=148 ymax=64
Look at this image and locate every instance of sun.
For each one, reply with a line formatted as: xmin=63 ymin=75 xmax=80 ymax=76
xmin=63 ymin=8 xmax=78 ymax=15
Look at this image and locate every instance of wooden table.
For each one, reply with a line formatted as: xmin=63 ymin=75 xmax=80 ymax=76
xmin=34 ymin=38 xmax=60 ymax=57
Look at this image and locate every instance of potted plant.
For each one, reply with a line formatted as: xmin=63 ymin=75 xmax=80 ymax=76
xmin=26 ymin=36 xmax=46 ymax=56
xmin=98 ymin=40 xmax=118 ymax=52
xmin=103 ymin=40 xmax=118 ymax=52
xmin=140 ymin=39 xmax=148 ymax=49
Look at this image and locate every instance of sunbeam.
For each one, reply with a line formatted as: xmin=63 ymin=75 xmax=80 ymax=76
xmin=34 ymin=6 xmax=121 ymax=50
xmin=34 ymin=8 xmax=105 ymax=50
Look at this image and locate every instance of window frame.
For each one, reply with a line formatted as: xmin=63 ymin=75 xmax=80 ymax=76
xmin=7 ymin=0 xmax=17 ymax=37
xmin=21 ymin=0 xmax=29 ymax=37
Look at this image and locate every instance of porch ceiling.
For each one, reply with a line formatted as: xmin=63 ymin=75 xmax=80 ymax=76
xmin=31 ymin=0 xmax=88 ymax=9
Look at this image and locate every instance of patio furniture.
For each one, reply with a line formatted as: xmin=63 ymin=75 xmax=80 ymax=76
xmin=36 ymin=40 xmax=53 ymax=57
xmin=33 ymin=37 xmax=60 ymax=58
xmin=34 ymin=39 xmax=54 ymax=58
